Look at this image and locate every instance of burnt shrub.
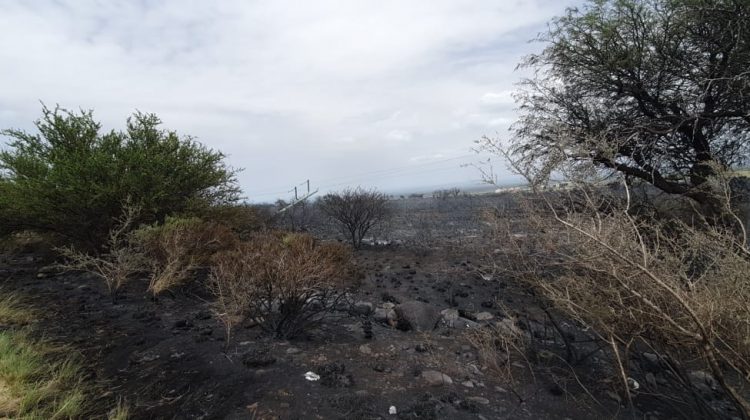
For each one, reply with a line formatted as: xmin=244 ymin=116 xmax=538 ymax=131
xmin=209 ymin=232 xmax=353 ymax=340
xmin=133 ymin=217 xmax=239 ymax=297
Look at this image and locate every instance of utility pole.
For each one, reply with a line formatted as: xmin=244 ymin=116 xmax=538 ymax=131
xmin=278 ymin=179 xmax=318 ymax=214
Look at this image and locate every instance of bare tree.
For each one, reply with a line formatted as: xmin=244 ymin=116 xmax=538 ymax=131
xmin=319 ymin=187 xmax=391 ymax=249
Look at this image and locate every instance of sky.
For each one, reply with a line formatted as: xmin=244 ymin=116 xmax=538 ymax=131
xmin=0 ymin=0 xmax=575 ymax=202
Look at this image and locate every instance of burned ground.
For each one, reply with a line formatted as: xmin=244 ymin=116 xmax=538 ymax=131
xmin=0 ymin=194 xmax=727 ymax=419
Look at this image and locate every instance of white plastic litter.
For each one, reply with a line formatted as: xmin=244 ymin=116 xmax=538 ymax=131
xmin=389 ymin=406 xmax=397 ymax=415
xmin=304 ymin=371 xmax=321 ymax=381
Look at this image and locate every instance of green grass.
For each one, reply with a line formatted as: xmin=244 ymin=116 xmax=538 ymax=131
xmin=0 ymin=292 xmax=116 ymax=419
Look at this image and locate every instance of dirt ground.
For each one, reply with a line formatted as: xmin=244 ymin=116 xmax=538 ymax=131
xmin=0 ymin=241 xmax=625 ymax=420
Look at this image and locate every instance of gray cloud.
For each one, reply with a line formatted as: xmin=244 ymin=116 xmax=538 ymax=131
xmin=0 ymin=0 xmax=573 ymax=201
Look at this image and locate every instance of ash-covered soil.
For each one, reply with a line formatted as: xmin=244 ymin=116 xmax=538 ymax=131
xmin=1 ymin=243 xmax=618 ymax=420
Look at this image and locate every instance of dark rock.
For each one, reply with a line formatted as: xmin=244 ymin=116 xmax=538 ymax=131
xmin=241 ymin=348 xmax=276 ymax=368
xmin=319 ymin=362 xmax=355 ymax=388
xmin=458 ymin=309 xmax=476 ymax=321
xmin=362 ymin=320 xmax=373 ymax=339
xmin=352 ymin=301 xmax=374 ymax=316
xmin=194 ymin=310 xmax=212 ymax=320
xmin=173 ymin=319 xmax=193 ymax=330
xmin=395 ymin=301 xmax=440 ymax=332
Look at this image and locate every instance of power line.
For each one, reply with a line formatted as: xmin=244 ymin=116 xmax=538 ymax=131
xmin=246 ymin=153 xmax=486 ymax=198
xmin=247 ymin=156 xmax=498 ymax=200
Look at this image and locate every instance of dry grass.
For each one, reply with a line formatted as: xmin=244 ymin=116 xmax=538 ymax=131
xmin=465 ymin=312 xmax=529 ymax=382
xmin=209 ymin=231 xmax=353 ymax=341
xmin=134 ymin=217 xmax=238 ymax=296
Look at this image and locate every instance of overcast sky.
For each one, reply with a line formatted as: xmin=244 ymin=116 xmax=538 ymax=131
xmin=0 ymin=1 xmax=574 ymax=202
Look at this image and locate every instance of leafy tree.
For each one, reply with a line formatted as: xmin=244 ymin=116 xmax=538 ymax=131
xmin=498 ymin=0 xmax=750 ymax=213
xmin=319 ymin=187 xmax=391 ymax=249
xmin=0 ymin=105 xmax=240 ymax=248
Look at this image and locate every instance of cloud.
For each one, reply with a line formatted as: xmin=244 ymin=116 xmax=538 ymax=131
xmin=0 ymin=0 xmax=573 ymax=201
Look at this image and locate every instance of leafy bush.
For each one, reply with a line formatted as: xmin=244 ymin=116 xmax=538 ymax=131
xmin=134 ymin=217 xmax=238 ymax=297
xmin=0 ymin=105 xmax=240 ymax=248
xmin=209 ymin=232 xmax=352 ymax=340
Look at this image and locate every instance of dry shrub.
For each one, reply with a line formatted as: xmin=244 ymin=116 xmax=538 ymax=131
xmin=495 ymin=186 xmax=750 ymax=418
xmin=209 ymin=232 xmax=352 ymax=341
xmin=134 ymin=217 xmax=238 ymax=296
xmin=466 ymin=313 xmax=529 ymax=382
xmin=57 ymin=204 xmax=145 ymax=303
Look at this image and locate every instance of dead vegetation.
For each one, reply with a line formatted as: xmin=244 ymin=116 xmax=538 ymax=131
xmin=486 ymin=182 xmax=750 ymax=418
xmin=134 ymin=217 xmax=238 ymax=297
xmin=319 ymin=187 xmax=392 ymax=249
xmin=209 ymin=232 xmax=353 ymax=341
xmin=57 ymin=204 xmax=146 ymax=303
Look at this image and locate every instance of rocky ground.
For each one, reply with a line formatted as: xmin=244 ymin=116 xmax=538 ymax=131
xmin=1 ymin=242 xmax=623 ymax=420
xmin=1 ymin=195 xmax=736 ymax=419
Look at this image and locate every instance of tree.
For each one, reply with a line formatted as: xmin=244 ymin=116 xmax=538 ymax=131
xmin=496 ymin=0 xmax=750 ymax=214
xmin=319 ymin=187 xmax=391 ymax=249
xmin=0 ymin=105 xmax=240 ymax=248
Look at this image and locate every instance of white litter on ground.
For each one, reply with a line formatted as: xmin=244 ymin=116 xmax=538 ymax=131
xmin=304 ymin=371 xmax=321 ymax=381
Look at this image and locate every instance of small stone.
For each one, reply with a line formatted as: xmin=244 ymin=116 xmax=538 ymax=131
xmin=645 ymin=373 xmax=656 ymax=388
xmin=475 ymin=312 xmax=494 ymax=321
xmin=462 ymin=380 xmax=475 ymax=388
xmin=359 ymin=344 xmax=372 ymax=355
xmin=373 ymin=308 xmax=395 ymax=323
xmin=382 ymin=302 xmax=396 ymax=310
xmin=286 ymin=347 xmax=301 ymax=355
xmin=389 ymin=406 xmax=397 ymax=415
xmin=353 ymin=301 xmax=374 ymax=315
xmin=467 ymin=396 xmax=489 ymax=405
xmin=420 ymin=370 xmax=453 ymax=386
xmin=441 ymin=308 xmax=459 ymax=324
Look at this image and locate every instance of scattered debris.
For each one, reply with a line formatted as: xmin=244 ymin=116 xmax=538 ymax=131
xmin=304 ymin=371 xmax=320 ymax=381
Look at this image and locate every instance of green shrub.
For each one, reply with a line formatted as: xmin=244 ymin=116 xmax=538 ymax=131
xmin=0 ymin=105 xmax=240 ymax=248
